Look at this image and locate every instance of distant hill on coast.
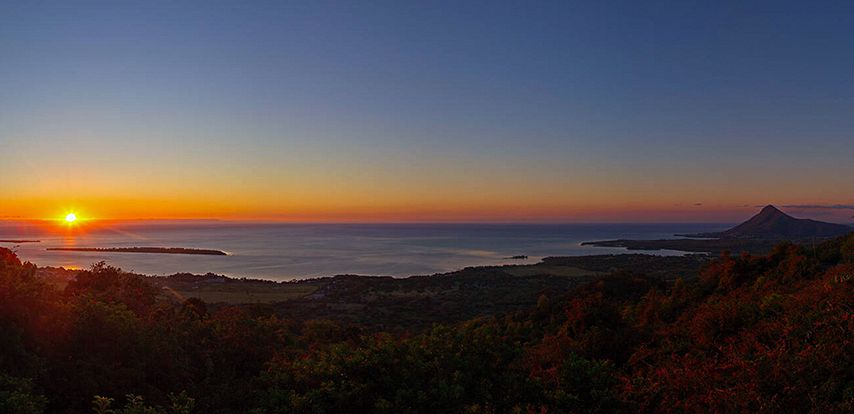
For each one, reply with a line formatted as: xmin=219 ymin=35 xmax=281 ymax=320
xmin=585 ymin=205 xmax=852 ymax=254
xmin=681 ymin=205 xmax=851 ymax=239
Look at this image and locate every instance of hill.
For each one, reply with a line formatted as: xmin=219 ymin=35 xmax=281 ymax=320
xmin=2 ymin=235 xmax=852 ymax=413
xmin=584 ymin=205 xmax=852 ymax=254
xmin=684 ymin=205 xmax=851 ymax=239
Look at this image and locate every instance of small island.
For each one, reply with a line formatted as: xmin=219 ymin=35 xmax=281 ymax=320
xmin=46 ymin=247 xmax=228 ymax=256
xmin=0 ymin=239 xmax=41 ymax=243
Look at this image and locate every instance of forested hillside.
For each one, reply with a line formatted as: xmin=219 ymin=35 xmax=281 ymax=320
xmin=1 ymin=233 xmax=852 ymax=413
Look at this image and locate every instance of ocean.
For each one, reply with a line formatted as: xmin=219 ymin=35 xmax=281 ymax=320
xmin=0 ymin=222 xmax=728 ymax=281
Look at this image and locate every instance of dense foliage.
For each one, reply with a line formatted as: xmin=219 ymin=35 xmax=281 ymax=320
xmin=1 ymin=234 xmax=852 ymax=413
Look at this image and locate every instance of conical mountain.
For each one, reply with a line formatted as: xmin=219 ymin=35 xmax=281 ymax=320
xmin=689 ymin=205 xmax=851 ymax=239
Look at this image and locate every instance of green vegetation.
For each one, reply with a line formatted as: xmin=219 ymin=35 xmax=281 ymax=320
xmin=1 ymin=233 xmax=852 ymax=413
xmin=151 ymin=274 xmax=324 ymax=304
xmin=502 ymin=264 xmax=599 ymax=277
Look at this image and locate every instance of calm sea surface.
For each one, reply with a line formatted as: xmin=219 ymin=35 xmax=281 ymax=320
xmin=0 ymin=222 xmax=728 ymax=281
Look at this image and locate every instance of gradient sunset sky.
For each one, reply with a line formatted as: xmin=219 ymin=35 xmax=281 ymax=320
xmin=1 ymin=1 xmax=852 ymax=223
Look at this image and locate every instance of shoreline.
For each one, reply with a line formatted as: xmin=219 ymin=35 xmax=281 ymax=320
xmin=33 ymin=252 xmax=711 ymax=310
xmin=46 ymin=247 xmax=228 ymax=256
xmin=581 ymin=238 xmax=781 ymax=254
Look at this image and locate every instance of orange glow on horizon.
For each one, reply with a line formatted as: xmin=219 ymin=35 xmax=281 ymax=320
xmin=1 ymin=148 xmax=852 ymax=224
xmin=0 ymin=201 xmax=839 ymax=224
xmin=0 ymin=193 xmax=850 ymax=224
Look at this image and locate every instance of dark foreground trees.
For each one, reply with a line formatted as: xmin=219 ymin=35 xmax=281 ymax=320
xmin=0 ymin=233 xmax=852 ymax=413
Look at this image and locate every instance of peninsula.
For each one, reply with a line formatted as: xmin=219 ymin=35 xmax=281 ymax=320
xmin=46 ymin=247 xmax=228 ymax=256
xmin=584 ymin=205 xmax=852 ymax=254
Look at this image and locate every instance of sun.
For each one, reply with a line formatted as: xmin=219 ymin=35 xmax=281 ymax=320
xmin=65 ymin=213 xmax=77 ymax=223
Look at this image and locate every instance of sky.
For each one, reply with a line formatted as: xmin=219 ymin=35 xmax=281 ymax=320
xmin=1 ymin=0 xmax=852 ymax=223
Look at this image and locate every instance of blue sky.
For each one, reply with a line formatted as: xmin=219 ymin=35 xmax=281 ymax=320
xmin=1 ymin=1 xmax=852 ymax=222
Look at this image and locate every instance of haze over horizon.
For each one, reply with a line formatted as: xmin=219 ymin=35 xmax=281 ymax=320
xmin=2 ymin=1 xmax=853 ymax=223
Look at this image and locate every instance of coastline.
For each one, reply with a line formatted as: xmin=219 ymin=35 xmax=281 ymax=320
xmin=46 ymin=247 xmax=228 ymax=256
xmin=580 ymin=238 xmax=780 ymax=254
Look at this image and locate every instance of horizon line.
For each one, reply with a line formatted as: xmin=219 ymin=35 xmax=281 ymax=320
xmin=0 ymin=217 xmax=757 ymax=226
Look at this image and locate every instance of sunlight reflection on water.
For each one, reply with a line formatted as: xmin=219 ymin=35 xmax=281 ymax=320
xmin=0 ymin=222 xmax=728 ymax=281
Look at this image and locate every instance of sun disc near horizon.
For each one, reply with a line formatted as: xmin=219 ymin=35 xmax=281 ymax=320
xmin=65 ymin=213 xmax=77 ymax=223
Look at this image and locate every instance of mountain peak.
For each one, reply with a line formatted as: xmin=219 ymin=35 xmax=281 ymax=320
xmin=758 ymin=204 xmax=785 ymax=216
xmin=683 ymin=205 xmax=851 ymax=240
xmin=760 ymin=204 xmax=781 ymax=213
